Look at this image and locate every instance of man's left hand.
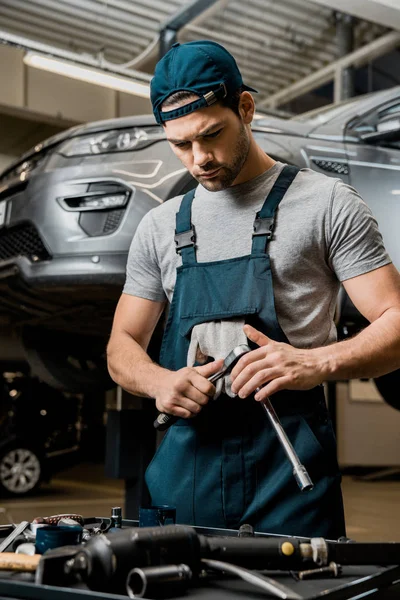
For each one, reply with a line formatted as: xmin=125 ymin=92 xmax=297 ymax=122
xmin=230 ymin=324 xmax=326 ymax=400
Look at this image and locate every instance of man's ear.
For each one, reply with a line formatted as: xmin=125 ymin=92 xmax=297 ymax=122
xmin=239 ymin=91 xmax=255 ymax=124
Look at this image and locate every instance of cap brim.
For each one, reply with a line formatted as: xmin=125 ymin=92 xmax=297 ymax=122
xmin=243 ymin=83 xmax=258 ymax=93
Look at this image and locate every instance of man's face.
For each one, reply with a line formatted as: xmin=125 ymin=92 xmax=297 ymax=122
xmin=163 ymin=102 xmax=250 ymax=191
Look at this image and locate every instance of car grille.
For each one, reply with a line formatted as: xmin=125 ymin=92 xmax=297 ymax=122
xmin=311 ymin=159 xmax=349 ymax=176
xmin=0 ymin=223 xmax=51 ymax=262
xmin=103 ymin=208 xmax=125 ymax=234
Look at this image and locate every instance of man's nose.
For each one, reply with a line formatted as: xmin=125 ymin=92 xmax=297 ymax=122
xmin=192 ymin=143 xmax=212 ymax=167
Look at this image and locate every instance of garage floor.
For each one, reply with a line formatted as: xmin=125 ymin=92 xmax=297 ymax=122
xmin=0 ymin=463 xmax=399 ymax=542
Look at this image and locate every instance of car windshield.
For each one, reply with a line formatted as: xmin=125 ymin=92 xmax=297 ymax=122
xmin=291 ymin=95 xmax=366 ymax=126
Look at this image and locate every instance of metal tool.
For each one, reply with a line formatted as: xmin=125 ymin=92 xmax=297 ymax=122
xmin=154 ymin=344 xmax=251 ymax=431
xmin=154 ymin=342 xmax=313 ymax=492
xmin=0 ymin=521 xmax=30 ymax=553
xmin=201 ymin=558 xmax=303 ymax=600
xmin=259 ymin=395 xmax=314 ymax=492
xmin=298 ymin=561 xmax=341 ymax=580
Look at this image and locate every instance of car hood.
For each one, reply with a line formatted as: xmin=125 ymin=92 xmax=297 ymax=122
xmin=0 ymin=114 xmax=159 ymax=178
xmin=252 ymin=115 xmax=315 ymax=137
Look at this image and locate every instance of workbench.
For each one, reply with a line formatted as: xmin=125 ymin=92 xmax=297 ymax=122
xmin=0 ymin=518 xmax=398 ymax=600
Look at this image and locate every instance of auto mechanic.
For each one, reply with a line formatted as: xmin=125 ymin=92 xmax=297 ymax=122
xmin=107 ymin=40 xmax=400 ymax=538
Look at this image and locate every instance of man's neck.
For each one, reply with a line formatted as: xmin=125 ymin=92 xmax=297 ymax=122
xmin=232 ymin=142 xmax=276 ymax=186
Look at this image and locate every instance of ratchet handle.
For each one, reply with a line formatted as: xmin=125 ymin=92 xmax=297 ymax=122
xmin=154 ymin=367 xmax=227 ymax=431
xmin=154 ymin=412 xmax=179 ymax=431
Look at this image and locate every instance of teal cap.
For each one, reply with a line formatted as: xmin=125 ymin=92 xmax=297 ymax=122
xmin=151 ymin=40 xmax=257 ymax=124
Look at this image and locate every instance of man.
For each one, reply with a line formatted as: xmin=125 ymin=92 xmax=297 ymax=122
xmin=107 ymin=40 xmax=400 ymax=538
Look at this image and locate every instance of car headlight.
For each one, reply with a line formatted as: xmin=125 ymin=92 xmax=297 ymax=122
xmin=58 ymin=126 xmax=166 ymax=157
xmin=0 ymin=154 xmax=47 ymax=185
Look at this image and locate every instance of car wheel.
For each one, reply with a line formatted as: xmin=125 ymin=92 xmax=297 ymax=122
xmin=20 ymin=326 xmax=114 ymax=393
xmin=374 ymin=369 xmax=400 ymax=411
xmin=0 ymin=446 xmax=42 ymax=496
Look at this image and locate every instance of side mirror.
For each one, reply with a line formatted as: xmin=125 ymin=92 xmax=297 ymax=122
xmin=360 ymin=117 xmax=400 ymax=143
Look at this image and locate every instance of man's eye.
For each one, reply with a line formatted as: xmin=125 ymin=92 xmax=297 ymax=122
xmin=205 ymin=129 xmax=222 ymax=139
xmin=174 ymin=141 xmax=189 ymax=148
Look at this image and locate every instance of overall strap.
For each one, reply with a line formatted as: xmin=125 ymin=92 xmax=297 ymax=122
xmin=174 ymin=188 xmax=197 ymax=264
xmin=252 ymin=165 xmax=300 ymax=254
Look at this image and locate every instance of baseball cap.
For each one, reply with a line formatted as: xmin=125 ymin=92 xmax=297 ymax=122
xmin=151 ymin=40 xmax=258 ymax=124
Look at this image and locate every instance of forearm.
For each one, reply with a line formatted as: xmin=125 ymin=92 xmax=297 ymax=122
xmin=315 ymin=308 xmax=400 ymax=381
xmin=107 ymin=331 xmax=169 ymax=398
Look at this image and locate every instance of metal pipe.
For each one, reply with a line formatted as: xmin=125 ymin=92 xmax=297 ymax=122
xmin=335 ymin=11 xmax=355 ymax=101
xmin=307 ymin=0 xmax=400 ymax=31
xmin=186 ymin=25 xmax=320 ymax=78
xmin=159 ymin=0 xmax=219 ymax=58
xmin=229 ymin=0 xmax=337 ymax=43
xmin=260 ymin=30 xmax=400 ymax=108
xmin=259 ymin=395 xmax=314 ymax=492
xmin=0 ymin=30 xmax=152 ymax=83
xmin=198 ymin=16 xmax=331 ymax=67
xmin=1 ymin=0 xmax=155 ymax=45
xmin=0 ymin=4 xmax=145 ymax=58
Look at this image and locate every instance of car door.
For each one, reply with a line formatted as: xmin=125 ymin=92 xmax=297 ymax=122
xmin=344 ymin=100 xmax=400 ymax=270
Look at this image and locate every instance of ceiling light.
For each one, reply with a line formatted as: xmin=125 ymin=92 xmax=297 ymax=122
xmin=24 ymin=53 xmax=150 ymax=98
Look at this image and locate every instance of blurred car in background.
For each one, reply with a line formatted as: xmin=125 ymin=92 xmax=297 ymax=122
xmin=0 ymin=367 xmax=84 ymax=496
xmin=0 ymin=86 xmax=399 ymax=400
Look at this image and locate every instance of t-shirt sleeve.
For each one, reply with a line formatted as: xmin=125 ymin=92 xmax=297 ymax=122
xmin=328 ymin=180 xmax=392 ymax=282
xmin=123 ymin=210 xmax=167 ymax=302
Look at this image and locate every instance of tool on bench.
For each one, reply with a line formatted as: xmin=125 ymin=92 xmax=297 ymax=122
xmin=154 ymin=344 xmax=251 ymax=431
xmin=2 ymin=522 xmax=400 ymax=597
xmin=70 ymin=524 xmax=306 ymax=598
xmin=0 ymin=521 xmax=30 ymax=553
xmin=0 ymin=552 xmax=40 ymax=572
xmin=297 ymin=561 xmax=342 ymax=580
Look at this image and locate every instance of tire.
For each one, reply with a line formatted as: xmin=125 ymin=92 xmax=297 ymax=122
xmin=20 ymin=326 xmax=114 ymax=394
xmin=0 ymin=446 xmax=42 ymax=496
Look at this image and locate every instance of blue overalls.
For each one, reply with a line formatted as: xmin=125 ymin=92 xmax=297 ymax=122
xmin=145 ymin=166 xmax=346 ymax=539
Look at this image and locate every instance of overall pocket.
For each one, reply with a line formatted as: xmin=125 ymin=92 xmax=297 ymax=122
xmin=145 ymin=426 xmax=197 ymax=524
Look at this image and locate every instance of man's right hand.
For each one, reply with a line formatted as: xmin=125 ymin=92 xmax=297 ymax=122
xmin=155 ymin=359 xmax=224 ymax=419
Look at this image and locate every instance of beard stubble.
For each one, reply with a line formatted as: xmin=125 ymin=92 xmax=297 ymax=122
xmin=196 ymin=121 xmax=250 ymax=191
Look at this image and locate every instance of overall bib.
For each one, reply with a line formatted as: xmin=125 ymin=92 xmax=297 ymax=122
xmin=145 ymin=166 xmax=346 ymax=539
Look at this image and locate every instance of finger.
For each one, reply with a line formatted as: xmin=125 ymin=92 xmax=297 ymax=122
xmin=185 ymin=384 xmax=211 ymax=407
xmin=190 ymin=373 xmax=216 ymax=398
xmin=194 ymin=359 xmax=224 ymax=379
xmin=156 ymin=402 xmax=193 ymax=420
xmin=175 ymin=394 xmax=205 ymax=415
xmin=170 ymin=406 xmax=194 ymax=419
xmin=254 ymin=376 xmax=290 ymax=400
xmin=230 ymin=347 xmax=269 ymax=381
xmin=243 ymin=324 xmax=271 ymax=347
xmin=235 ymin=366 xmax=280 ymax=398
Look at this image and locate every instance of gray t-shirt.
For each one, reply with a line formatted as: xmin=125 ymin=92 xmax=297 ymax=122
xmin=123 ymin=162 xmax=391 ymax=350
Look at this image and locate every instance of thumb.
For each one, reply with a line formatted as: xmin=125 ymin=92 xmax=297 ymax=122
xmin=194 ymin=358 xmax=224 ymax=378
xmin=243 ymin=324 xmax=270 ymax=347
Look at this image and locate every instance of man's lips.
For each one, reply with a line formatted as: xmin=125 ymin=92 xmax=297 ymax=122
xmin=198 ymin=168 xmax=221 ymax=179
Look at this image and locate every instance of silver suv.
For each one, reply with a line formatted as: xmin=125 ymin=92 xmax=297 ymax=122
xmin=0 ymin=87 xmax=399 ymax=395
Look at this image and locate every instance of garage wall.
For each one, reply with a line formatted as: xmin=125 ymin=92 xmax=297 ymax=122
xmin=337 ymin=381 xmax=400 ymax=466
xmin=0 ymin=45 xmax=152 ymax=127
xmin=0 ymin=153 xmax=16 ymax=172
xmin=0 ymin=44 xmax=153 ymax=170
xmin=0 ymin=113 xmax=66 ymax=174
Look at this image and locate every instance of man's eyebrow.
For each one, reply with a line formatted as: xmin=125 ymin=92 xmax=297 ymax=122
xmin=167 ymin=122 xmax=224 ymax=144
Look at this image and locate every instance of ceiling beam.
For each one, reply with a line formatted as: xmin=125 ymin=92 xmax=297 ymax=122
xmin=260 ymin=29 xmax=400 ymax=108
xmin=307 ymin=0 xmax=400 ymax=31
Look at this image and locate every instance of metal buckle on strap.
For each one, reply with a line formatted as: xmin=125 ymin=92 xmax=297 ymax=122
xmin=203 ymin=83 xmax=227 ymax=106
xmin=253 ymin=216 xmax=274 ymax=238
xmin=174 ymin=226 xmax=196 ymax=254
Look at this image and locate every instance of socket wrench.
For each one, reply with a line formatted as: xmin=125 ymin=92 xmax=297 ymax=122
xmin=154 ymin=345 xmax=251 ymax=431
